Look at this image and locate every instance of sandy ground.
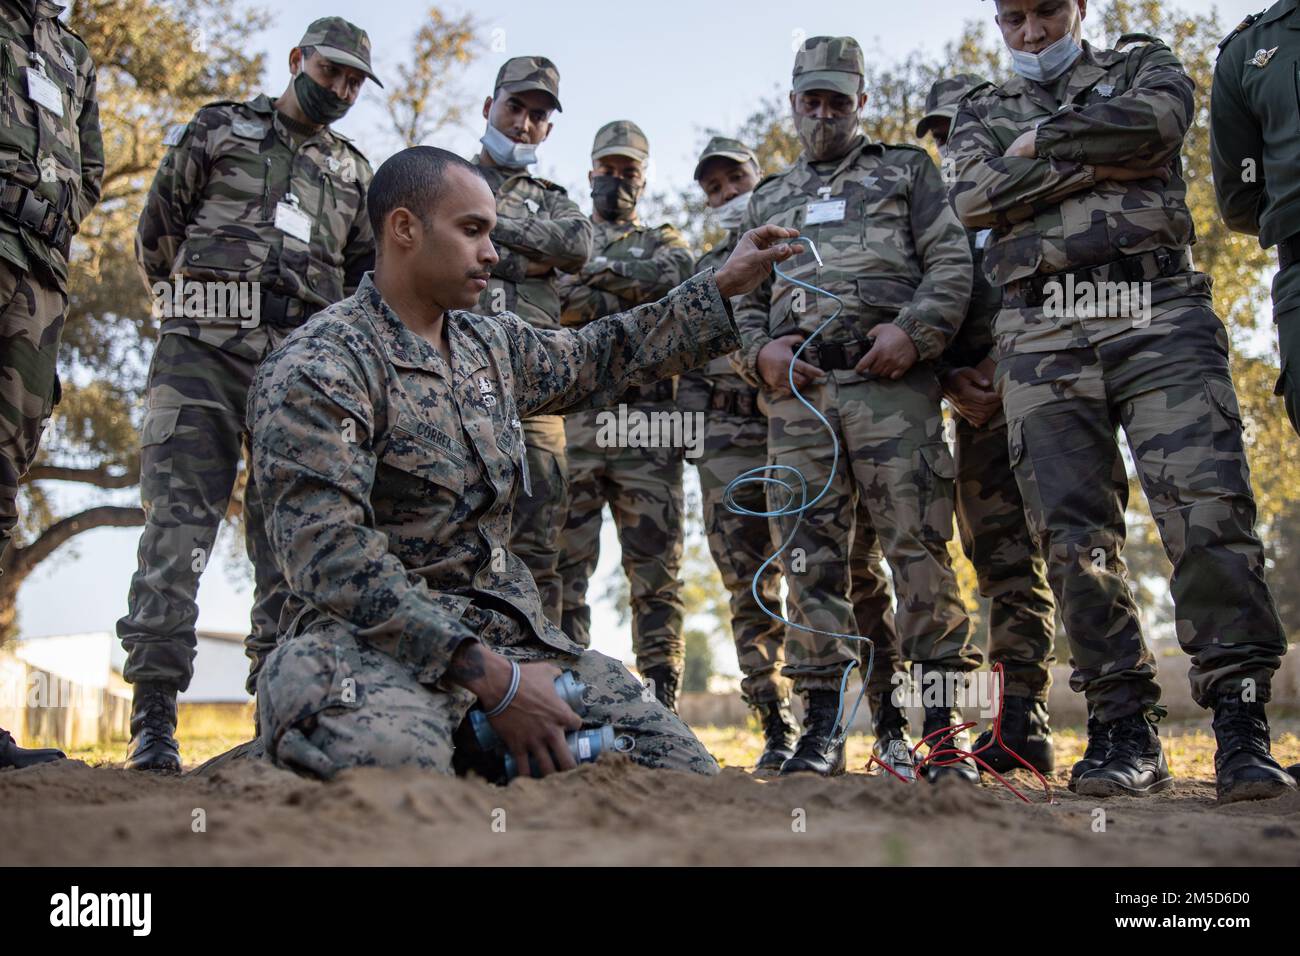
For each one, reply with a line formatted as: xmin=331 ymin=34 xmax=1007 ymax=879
xmin=3 ymin=722 xmax=1299 ymax=866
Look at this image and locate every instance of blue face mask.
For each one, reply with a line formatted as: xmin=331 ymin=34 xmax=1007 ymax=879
xmin=481 ymin=122 xmax=538 ymax=168
xmin=1010 ymin=32 xmax=1084 ymax=83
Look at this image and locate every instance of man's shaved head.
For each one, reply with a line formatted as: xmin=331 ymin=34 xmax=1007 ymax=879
xmin=368 ymin=146 xmax=487 ymax=248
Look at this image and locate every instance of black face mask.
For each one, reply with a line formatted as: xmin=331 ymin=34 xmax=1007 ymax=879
xmin=294 ymin=70 xmax=352 ymax=126
xmin=591 ymin=175 xmax=641 ymax=221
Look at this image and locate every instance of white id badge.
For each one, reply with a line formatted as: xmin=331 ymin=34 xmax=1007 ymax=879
xmin=274 ymin=198 xmax=312 ymax=243
xmin=805 ymin=199 xmax=846 ymax=226
xmin=24 ymin=68 xmax=63 ymax=117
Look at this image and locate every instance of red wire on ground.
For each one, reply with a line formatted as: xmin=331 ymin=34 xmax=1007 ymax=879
xmin=863 ymin=663 xmax=1055 ymax=804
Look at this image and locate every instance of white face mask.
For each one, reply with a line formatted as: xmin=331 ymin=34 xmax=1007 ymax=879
xmin=481 ymin=122 xmax=538 ymax=168
xmin=1010 ymin=32 xmax=1084 ymax=83
xmin=713 ymin=190 xmax=752 ymax=230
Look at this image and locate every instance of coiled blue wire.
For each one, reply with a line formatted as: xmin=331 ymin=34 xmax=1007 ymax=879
xmin=722 ymin=237 xmax=875 ymax=746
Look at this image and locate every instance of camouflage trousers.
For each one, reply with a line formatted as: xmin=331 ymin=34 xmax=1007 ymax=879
xmin=691 ymin=399 xmax=900 ymax=705
xmin=558 ymin=407 xmax=684 ymax=674
xmin=256 ymin=617 xmax=720 ymax=779
xmin=510 ymin=414 xmax=567 ymax=626
xmin=996 ymin=297 xmax=1287 ymax=721
xmin=954 ymin=413 xmax=1056 ymax=700
xmin=117 ymin=333 xmax=285 ymax=693
xmin=765 ymin=366 xmax=978 ymax=696
xmin=0 ymin=261 xmax=64 ymax=567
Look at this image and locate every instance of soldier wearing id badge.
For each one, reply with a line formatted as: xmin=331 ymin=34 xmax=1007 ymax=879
xmin=731 ymin=36 xmax=979 ymax=779
xmin=0 ymin=0 xmax=103 ymax=769
xmin=118 ymin=17 xmax=378 ymax=772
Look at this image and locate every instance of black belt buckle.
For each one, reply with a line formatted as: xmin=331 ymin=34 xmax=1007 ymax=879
xmin=819 ymin=342 xmax=848 ymax=370
xmin=17 ymin=188 xmax=50 ymax=234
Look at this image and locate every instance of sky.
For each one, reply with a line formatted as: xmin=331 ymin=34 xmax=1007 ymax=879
xmin=15 ymin=0 xmax=1243 ymax=673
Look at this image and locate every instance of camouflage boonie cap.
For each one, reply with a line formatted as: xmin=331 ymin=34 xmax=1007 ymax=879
xmin=693 ymin=136 xmax=758 ymax=181
xmin=792 ymin=35 xmax=864 ymax=96
xmin=299 ymin=16 xmax=382 ymax=88
xmin=592 ymin=120 xmax=649 ymax=163
xmin=494 ymin=55 xmax=563 ymax=112
xmin=916 ymin=73 xmax=994 ymax=139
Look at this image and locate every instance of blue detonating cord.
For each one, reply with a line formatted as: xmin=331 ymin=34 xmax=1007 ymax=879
xmin=722 ymin=237 xmax=876 ymax=747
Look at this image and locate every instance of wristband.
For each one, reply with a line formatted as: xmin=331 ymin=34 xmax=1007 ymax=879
xmin=483 ymin=660 xmax=521 ymax=718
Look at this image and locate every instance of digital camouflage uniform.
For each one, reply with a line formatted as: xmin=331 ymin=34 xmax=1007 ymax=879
xmin=120 ymin=19 xmax=376 ymax=694
xmin=948 ymin=36 xmax=1287 ymax=721
xmin=556 ymin=121 xmax=695 ymax=675
xmin=0 ymin=0 xmax=102 ymax=570
xmin=733 ymin=88 xmax=978 ymax=698
xmin=684 ymin=227 xmax=900 ymax=705
xmin=1210 ymin=0 xmax=1300 ymax=435
xmin=249 ymin=271 xmax=734 ymax=778
xmin=473 ymin=57 xmax=592 ymax=625
xmin=924 ymin=76 xmax=1057 ymax=701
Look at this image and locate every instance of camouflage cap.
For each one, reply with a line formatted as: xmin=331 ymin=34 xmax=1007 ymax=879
xmin=592 ymin=120 xmax=649 ymax=163
xmin=299 ymin=16 xmax=382 ymax=88
xmin=494 ymin=55 xmax=563 ymax=112
xmin=792 ymin=35 xmax=864 ymax=97
xmin=915 ymin=73 xmax=994 ymax=139
xmin=692 ymin=136 xmax=758 ymax=181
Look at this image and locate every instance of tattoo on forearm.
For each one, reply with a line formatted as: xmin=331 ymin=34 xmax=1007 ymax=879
xmin=448 ymin=641 xmax=486 ymax=684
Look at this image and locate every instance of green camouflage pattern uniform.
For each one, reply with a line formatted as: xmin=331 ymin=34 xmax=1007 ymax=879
xmin=119 ymin=17 xmax=377 ymax=694
xmin=473 ymin=57 xmax=592 ymax=625
xmin=249 ymin=271 xmax=732 ymax=778
xmin=683 ymin=216 xmax=900 ymax=706
xmin=556 ymin=120 xmax=695 ymax=675
xmin=923 ymin=76 xmax=1057 ymax=701
xmin=1210 ymin=0 xmax=1300 ymax=435
xmin=948 ymin=36 xmax=1287 ymax=720
xmin=732 ymin=36 xmax=979 ymax=698
xmin=0 ymin=0 xmax=102 ymax=568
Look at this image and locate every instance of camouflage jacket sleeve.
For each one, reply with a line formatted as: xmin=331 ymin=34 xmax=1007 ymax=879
xmin=581 ymin=225 xmax=694 ymax=302
xmin=341 ymin=156 xmax=376 ymax=296
xmin=949 ymin=103 xmax=1097 ymax=230
xmin=729 ymin=195 xmax=777 ymax=387
xmin=508 ymin=269 xmax=740 ymax=417
xmin=894 ymin=153 xmax=972 ymax=361
xmin=1034 ymin=44 xmax=1193 ymax=169
xmin=135 ymin=112 xmax=210 ymax=289
xmin=491 ymin=189 xmax=593 ymax=281
xmin=73 ymin=52 xmax=104 ymax=230
xmin=1210 ymin=41 xmax=1265 ymax=237
xmin=249 ymin=334 xmax=477 ymax=681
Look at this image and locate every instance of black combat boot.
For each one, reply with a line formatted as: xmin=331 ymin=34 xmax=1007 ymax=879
xmin=124 ymin=681 xmax=181 ymax=772
xmin=753 ymin=699 xmax=799 ymax=774
xmin=972 ymin=695 xmax=1055 ymax=774
xmin=921 ymin=704 xmax=979 ymax=784
xmin=1069 ymin=702 xmax=1109 ymax=792
xmin=780 ymin=690 xmax=846 ymax=777
xmin=1075 ymin=710 xmax=1172 ymax=798
xmin=1211 ymin=696 xmax=1297 ymax=804
xmin=0 ymin=727 xmax=65 ymax=769
xmin=870 ymin=692 xmax=915 ymax=781
xmin=640 ymin=665 xmax=681 ymax=714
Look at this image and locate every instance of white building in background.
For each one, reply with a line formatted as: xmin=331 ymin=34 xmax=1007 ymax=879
xmin=12 ymin=630 xmax=252 ymax=703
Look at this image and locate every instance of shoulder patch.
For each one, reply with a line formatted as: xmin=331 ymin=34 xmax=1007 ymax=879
xmin=1218 ymin=10 xmax=1264 ymax=55
xmin=532 ymin=176 xmax=567 ymax=194
xmin=162 ymin=122 xmax=189 ymax=148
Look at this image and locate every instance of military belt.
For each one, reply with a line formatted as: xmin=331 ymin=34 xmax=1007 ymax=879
xmin=0 ymin=178 xmax=72 ymax=250
xmin=1277 ymin=235 xmax=1300 ymax=272
xmin=260 ymin=289 xmax=314 ymax=330
xmin=707 ymin=384 xmax=760 ymax=418
xmin=619 ymin=379 xmax=674 ymax=404
xmin=801 ymin=338 xmax=873 ymax=371
xmin=1002 ymin=247 xmax=1193 ymax=309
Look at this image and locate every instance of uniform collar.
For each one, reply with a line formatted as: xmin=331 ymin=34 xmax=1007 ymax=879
xmin=794 ymin=135 xmax=875 ymax=187
xmin=34 ymin=0 xmax=64 ymax=20
xmin=1263 ymin=0 xmax=1300 ymax=27
xmin=357 ymin=273 xmax=491 ymax=381
xmin=471 ymin=153 xmax=540 ymax=188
